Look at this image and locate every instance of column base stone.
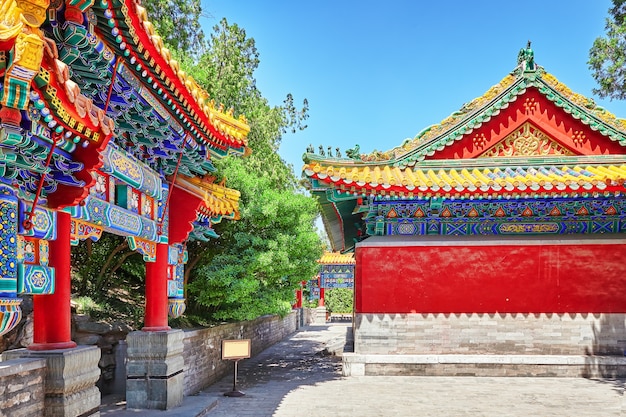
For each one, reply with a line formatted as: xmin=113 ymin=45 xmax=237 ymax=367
xmin=125 ymin=330 xmax=184 ymax=410
xmin=314 ymin=307 xmax=327 ymax=324
xmin=3 ymin=345 xmax=101 ymax=417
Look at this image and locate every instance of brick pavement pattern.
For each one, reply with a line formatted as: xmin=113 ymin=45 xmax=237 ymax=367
xmin=202 ymin=323 xmax=624 ymax=417
xmin=103 ymin=323 xmax=625 ymax=416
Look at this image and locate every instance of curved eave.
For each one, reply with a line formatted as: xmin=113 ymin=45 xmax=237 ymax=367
xmin=175 ymin=176 xmax=241 ymax=220
xmin=94 ymin=0 xmax=249 ymax=156
xmin=26 ymin=58 xmax=115 ymax=208
xmin=37 ymin=57 xmax=113 ymax=149
xmin=318 ymin=251 xmax=356 ymax=265
xmin=305 ymin=157 xmax=626 ymax=200
xmin=312 ymin=189 xmax=362 ymax=253
xmin=316 ymin=194 xmax=346 ymax=252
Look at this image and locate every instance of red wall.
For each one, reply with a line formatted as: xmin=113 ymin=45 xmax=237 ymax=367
xmin=356 ymin=240 xmax=626 ymax=314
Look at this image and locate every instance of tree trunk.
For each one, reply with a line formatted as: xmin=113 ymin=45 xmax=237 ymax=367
xmin=95 ymin=241 xmax=129 ymax=287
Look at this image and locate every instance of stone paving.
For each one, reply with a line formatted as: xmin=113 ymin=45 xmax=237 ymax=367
xmin=104 ymin=322 xmax=625 ymax=417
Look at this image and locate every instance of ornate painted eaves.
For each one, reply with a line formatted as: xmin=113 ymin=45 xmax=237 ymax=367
xmin=168 ymin=175 xmax=240 ymax=244
xmin=91 ymin=0 xmax=250 ymax=154
xmin=303 ymin=49 xmax=626 ymax=252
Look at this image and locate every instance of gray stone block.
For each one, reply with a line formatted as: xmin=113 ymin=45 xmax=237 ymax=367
xmin=3 ymin=346 xmax=101 ymax=417
xmin=126 ymin=371 xmax=183 ymax=410
xmin=126 ymin=330 xmax=184 ymax=410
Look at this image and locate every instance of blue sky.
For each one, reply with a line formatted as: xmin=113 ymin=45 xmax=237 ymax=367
xmin=203 ymin=1 xmax=626 ymax=175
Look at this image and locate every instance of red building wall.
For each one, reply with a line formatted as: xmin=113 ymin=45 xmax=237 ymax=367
xmin=355 ymin=237 xmax=626 ymax=314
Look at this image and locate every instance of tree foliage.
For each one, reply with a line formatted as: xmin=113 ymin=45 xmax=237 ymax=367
xmin=71 ymin=234 xmax=146 ymax=326
xmin=589 ymin=0 xmax=626 ymax=99
xmin=180 ymin=19 xmax=321 ymax=321
xmin=187 ymin=165 xmax=322 ymax=320
xmin=142 ymin=0 xmax=205 ymax=57
xmin=324 ymin=289 xmax=354 ymax=314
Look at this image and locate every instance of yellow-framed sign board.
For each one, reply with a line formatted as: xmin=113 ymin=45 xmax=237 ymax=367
xmin=222 ymin=339 xmax=251 ymax=360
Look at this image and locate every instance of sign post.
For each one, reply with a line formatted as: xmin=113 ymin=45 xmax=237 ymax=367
xmin=221 ymin=339 xmax=251 ymax=397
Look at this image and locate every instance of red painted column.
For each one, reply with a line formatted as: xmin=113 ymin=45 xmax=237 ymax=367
xmin=319 ymin=287 xmax=325 ymax=307
xmin=143 ymin=243 xmax=171 ymax=331
xmin=30 ymin=211 xmax=77 ymax=350
xmin=295 ymin=289 xmax=303 ymax=308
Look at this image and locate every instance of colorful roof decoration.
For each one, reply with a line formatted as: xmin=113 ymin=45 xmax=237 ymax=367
xmin=303 ymin=46 xmax=626 ymax=252
xmin=318 ymin=251 xmax=355 ymax=265
xmin=176 ymin=175 xmax=241 ymax=220
xmin=92 ymin=0 xmax=250 ymax=152
xmin=306 ymin=157 xmax=626 ymax=199
xmin=0 ymin=0 xmax=250 ymax=209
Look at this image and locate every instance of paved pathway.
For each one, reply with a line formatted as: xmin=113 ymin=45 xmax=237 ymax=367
xmin=104 ymin=323 xmax=625 ymax=417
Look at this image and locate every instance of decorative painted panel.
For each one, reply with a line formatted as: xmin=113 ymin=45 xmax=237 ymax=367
xmin=38 ymin=238 xmax=49 ymax=266
xmin=17 ymin=264 xmax=54 ymax=294
xmin=0 ymin=193 xmax=18 ymax=297
xmin=70 ymin=218 xmax=103 ymax=246
xmin=167 ymin=274 xmax=178 ymax=298
xmin=100 ymin=145 xmax=163 ymax=199
xmin=367 ymin=197 xmax=626 ymax=237
xmin=109 ymin=205 xmax=142 ymax=234
xmin=139 ymin=217 xmax=157 ymax=241
xmin=17 ymin=236 xmax=40 ymax=264
xmin=167 ymin=243 xmax=186 ymax=300
xmin=91 ymin=171 xmax=109 ymax=201
xmin=142 ymin=194 xmax=154 ymax=219
xmin=320 ymin=264 xmax=354 ymax=289
xmin=18 ymin=201 xmax=57 ymax=240
xmin=168 ymin=245 xmax=181 ymax=265
xmin=172 ymin=263 xmax=184 ymax=299
xmin=127 ymin=237 xmax=156 ymax=262
xmin=129 ymin=188 xmax=141 ymax=214
xmin=480 ymin=122 xmax=575 ymax=157
xmin=69 ymin=196 xmax=159 ymax=241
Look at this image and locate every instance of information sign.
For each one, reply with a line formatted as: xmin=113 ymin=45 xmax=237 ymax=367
xmin=222 ymin=339 xmax=251 ymax=360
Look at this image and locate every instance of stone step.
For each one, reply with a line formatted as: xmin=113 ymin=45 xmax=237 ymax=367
xmin=342 ymin=354 xmax=626 ymax=378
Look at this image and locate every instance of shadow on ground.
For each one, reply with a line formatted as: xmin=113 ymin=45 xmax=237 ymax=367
xmin=203 ymin=324 xmax=350 ymax=416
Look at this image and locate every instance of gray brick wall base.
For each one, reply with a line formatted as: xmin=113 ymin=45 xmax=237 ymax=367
xmin=349 ymin=312 xmax=626 ymax=377
xmin=354 ymin=313 xmax=626 ymax=355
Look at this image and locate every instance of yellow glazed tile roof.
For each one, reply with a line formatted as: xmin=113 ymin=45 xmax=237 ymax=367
xmin=318 ymin=251 xmax=355 ymax=265
xmin=120 ymin=2 xmax=251 ymax=148
xmin=177 ymin=176 xmax=240 ymax=218
xmin=304 ymin=162 xmax=626 ymax=195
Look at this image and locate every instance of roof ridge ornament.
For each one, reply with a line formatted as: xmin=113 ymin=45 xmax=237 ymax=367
xmin=517 ymin=40 xmax=536 ymax=72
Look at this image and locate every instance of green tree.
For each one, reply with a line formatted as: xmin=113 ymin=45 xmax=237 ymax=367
xmin=325 ymin=288 xmax=354 ymax=314
xmin=188 ymin=167 xmax=322 ymax=320
xmin=142 ymin=0 xmax=206 ymax=57
xmin=182 ymin=19 xmax=322 ymax=321
xmin=71 ymin=233 xmax=146 ymax=326
xmin=589 ymin=0 xmax=626 ymax=99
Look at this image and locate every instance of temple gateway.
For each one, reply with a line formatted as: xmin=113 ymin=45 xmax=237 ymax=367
xmin=0 ymin=0 xmax=249 ymax=414
xmin=303 ymin=46 xmax=626 ymax=377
